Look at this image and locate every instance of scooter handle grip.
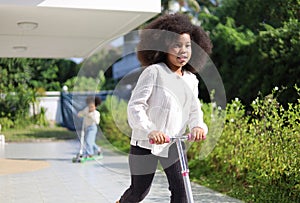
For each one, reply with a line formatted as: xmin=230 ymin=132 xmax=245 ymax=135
xmin=149 ymin=136 xmax=170 ymax=144
xmin=188 ymin=134 xmax=207 ymax=140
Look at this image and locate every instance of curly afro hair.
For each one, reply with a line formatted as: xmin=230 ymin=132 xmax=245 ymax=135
xmin=86 ymin=96 xmax=101 ymax=107
xmin=137 ymin=13 xmax=212 ymax=72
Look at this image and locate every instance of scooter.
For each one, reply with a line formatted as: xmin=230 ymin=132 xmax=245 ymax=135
xmin=72 ymin=124 xmax=103 ymax=163
xmin=150 ymin=134 xmax=206 ymax=203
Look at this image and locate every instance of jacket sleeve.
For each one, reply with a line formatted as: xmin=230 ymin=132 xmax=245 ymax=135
xmin=90 ymin=110 xmax=100 ymax=125
xmin=127 ymin=67 xmax=157 ymax=136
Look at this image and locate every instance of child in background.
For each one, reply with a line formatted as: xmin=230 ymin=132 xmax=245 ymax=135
xmin=78 ymin=96 xmax=102 ymax=157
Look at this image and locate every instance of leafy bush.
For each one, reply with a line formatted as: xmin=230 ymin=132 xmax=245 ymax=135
xmin=64 ymin=70 xmax=112 ymax=92
xmin=33 ymin=107 xmax=49 ymax=127
xmin=64 ymin=76 xmax=101 ymax=92
xmin=189 ymin=87 xmax=300 ymax=202
xmin=0 ymin=87 xmax=31 ymax=123
xmin=98 ymin=95 xmax=131 ymax=153
xmin=0 ymin=117 xmax=14 ymax=130
xmin=0 ymin=87 xmax=49 ymax=129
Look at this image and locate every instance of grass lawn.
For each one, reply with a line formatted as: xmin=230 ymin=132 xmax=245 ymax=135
xmin=2 ymin=124 xmax=124 ymax=155
xmin=2 ymin=125 xmax=77 ymax=142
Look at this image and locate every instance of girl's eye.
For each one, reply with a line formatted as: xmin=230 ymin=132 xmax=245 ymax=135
xmin=174 ymin=44 xmax=181 ymax=48
xmin=171 ymin=43 xmax=191 ymax=49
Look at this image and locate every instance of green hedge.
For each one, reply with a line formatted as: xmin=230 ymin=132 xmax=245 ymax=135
xmin=0 ymin=87 xmax=49 ymax=130
xmin=189 ymin=86 xmax=300 ymax=202
xmin=99 ymin=95 xmax=131 ymax=153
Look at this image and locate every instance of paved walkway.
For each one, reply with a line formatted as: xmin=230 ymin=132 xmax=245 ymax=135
xmin=0 ymin=141 xmax=243 ymax=203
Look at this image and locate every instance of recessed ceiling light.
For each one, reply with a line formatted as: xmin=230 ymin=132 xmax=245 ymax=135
xmin=17 ymin=22 xmax=38 ymax=30
xmin=12 ymin=46 xmax=27 ymax=52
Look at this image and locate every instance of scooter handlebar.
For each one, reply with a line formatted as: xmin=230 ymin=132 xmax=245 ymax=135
xmin=149 ymin=134 xmax=206 ymax=144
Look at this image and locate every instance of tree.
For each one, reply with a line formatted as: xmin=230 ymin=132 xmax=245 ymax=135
xmin=0 ymin=58 xmax=79 ymax=128
xmin=64 ymin=70 xmax=107 ymax=92
xmin=0 ymin=58 xmax=79 ymax=92
xmin=27 ymin=59 xmax=60 ymax=91
xmin=252 ymin=19 xmax=300 ymax=104
xmin=79 ymin=48 xmax=121 ymax=78
xmin=0 ymin=58 xmax=31 ymax=92
xmin=199 ymin=0 xmax=300 ymax=104
xmin=56 ymin=59 xmax=79 ymax=84
xmin=216 ymin=0 xmax=300 ymax=31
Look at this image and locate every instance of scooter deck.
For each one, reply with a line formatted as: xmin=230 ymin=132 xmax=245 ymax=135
xmin=72 ymin=154 xmax=103 ymax=163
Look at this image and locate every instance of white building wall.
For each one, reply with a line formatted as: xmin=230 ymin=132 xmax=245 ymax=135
xmin=30 ymin=91 xmax=63 ymax=124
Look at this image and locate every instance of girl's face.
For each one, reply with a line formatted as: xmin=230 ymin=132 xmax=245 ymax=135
xmin=166 ymin=33 xmax=192 ymax=70
xmin=88 ymin=103 xmax=96 ymax=112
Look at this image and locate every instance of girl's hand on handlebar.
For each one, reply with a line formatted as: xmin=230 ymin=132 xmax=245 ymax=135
xmin=148 ymin=131 xmax=167 ymax=144
xmin=191 ymin=127 xmax=206 ymax=141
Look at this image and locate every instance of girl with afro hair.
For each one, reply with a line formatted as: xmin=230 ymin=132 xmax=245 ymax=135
xmin=117 ymin=13 xmax=212 ymax=203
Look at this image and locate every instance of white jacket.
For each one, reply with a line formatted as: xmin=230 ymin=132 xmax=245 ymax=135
xmin=127 ymin=62 xmax=208 ymax=157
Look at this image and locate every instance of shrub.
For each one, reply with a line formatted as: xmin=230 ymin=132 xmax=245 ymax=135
xmin=0 ymin=87 xmax=49 ymax=129
xmin=33 ymin=107 xmax=49 ymax=127
xmin=189 ymin=87 xmax=300 ymax=202
xmin=0 ymin=117 xmax=14 ymax=130
xmin=0 ymin=88 xmax=30 ymax=121
xmin=99 ymin=95 xmax=131 ymax=153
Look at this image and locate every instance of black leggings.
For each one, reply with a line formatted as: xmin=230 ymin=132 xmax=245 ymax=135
xmin=119 ymin=144 xmax=187 ymax=203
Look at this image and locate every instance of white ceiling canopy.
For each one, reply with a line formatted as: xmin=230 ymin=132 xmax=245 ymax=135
xmin=0 ymin=0 xmax=161 ymax=58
